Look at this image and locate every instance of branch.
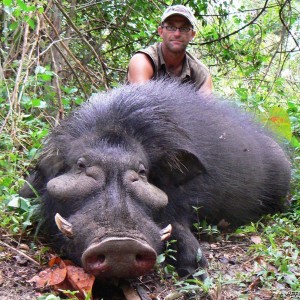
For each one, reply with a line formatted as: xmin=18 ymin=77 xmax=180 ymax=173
xmin=279 ymin=0 xmax=300 ymax=51
xmin=276 ymin=48 xmax=300 ymax=53
xmin=50 ymin=46 xmax=64 ymax=123
xmin=11 ymin=18 xmax=30 ymax=114
xmin=42 ymin=12 xmax=92 ymax=97
xmin=198 ymin=0 xmax=270 ymax=45
xmin=53 ymin=0 xmax=109 ymax=89
xmin=0 ymin=240 xmax=40 ymax=266
xmin=197 ymin=3 xmax=278 ymax=17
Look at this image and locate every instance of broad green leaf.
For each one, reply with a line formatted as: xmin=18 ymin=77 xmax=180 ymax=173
xmin=291 ymin=136 xmax=300 ymax=148
xmin=9 ymin=21 xmax=19 ymax=31
xmin=193 ymin=269 xmax=206 ymax=277
xmin=3 ymin=0 xmax=12 ymax=6
xmin=25 ymin=17 xmax=35 ymax=30
xmin=35 ymin=65 xmax=46 ymax=74
xmin=156 ymin=253 xmax=165 ymax=264
xmin=38 ymin=73 xmax=53 ymax=81
xmin=31 ymin=99 xmax=42 ymax=107
xmin=264 ymin=107 xmax=292 ymax=141
xmin=7 ymin=195 xmax=30 ymax=212
xmin=17 ymin=0 xmax=28 ymax=11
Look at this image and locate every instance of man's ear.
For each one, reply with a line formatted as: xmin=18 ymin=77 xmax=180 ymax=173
xmin=158 ymin=26 xmax=163 ymax=38
xmin=190 ymin=30 xmax=196 ymax=41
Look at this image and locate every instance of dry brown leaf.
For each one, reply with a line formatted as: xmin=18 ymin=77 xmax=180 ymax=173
xmin=54 ymin=279 xmax=75 ymax=299
xmin=28 ymin=256 xmax=67 ymax=287
xmin=248 ymin=277 xmax=261 ymax=290
xmin=65 ymin=265 xmax=95 ymax=299
xmin=250 ymin=236 xmax=262 ymax=244
xmin=210 ymin=243 xmax=218 ymax=249
xmin=255 ymin=255 xmax=264 ymax=264
xmin=29 ymin=256 xmax=95 ymax=300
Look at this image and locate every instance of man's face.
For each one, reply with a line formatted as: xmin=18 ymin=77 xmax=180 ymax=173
xmin=158 ymin=15 xmax=196 ymax=53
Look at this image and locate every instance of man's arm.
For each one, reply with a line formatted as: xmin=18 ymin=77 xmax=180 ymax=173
xmin=198 ymin=74 xmax=213 ymax=95
xmin=127 ymin=53 xmax=154 ymax=83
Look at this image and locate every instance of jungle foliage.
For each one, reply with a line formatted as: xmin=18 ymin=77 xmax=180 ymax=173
xmin=0 ymin=0 xmax=299 ymax=297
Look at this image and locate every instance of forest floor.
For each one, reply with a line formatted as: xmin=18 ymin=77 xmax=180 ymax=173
xmin=0 ymin=228 xmax=298 ymax=300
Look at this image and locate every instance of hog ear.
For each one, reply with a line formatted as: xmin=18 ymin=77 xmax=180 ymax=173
xmin=150 ymin=150 xmax=206 ymax=187
xmin=20 ymin=153 xmax=65 ymax=198
xmin=20 ymin=171 xmax=45 ymax=198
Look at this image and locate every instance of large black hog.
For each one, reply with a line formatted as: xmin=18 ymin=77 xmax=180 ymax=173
xmin=21 ymin=80 xmax=291 ymax=279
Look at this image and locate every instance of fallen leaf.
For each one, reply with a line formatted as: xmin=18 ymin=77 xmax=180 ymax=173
xmin=250 ymin=236 xmax=262 ymax=244
xmin=48 ymin=256 xmax=65 ymax=267
xmin=248 ymin=277 xmax=261 ymax=290
xmin=18 ymin=243 xmax=30 ymax=251
xmin=28 ymin=256 xmax=67 ymax=287
xmin=65 ymin=265 xmax=95 ymax=298
xmin=255 ymin=256 xmax=264 ymax=264
xmin=29 ymin=256 xmax=94 ymax=300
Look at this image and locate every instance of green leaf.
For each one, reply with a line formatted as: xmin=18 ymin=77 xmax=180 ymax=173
xmin=25 ymin=17 xmax=35 ymax=30
xmin=31 ymin=99 xmax=47 ymax=108
xmin=290 ymin=136 xmax=300 ymax=148
xmin=236 ymin=87 xmax=248 ymax=101
xmin=17 ymin=0 xmax=36 ymax=12
xmin=17 ymin=0 xmax=28 ymax=11
xmin=264 ymin=107 xmax=292 ymax=141
xmin=35 ymin=65 xmax=46 ymax=74
xmin=7 ymin=195 xmax=30 ymax=212
xmin=193 ymin=269 xmax=206 ymax=277
xmin=9 ymin=21 xmax=19 ymax=31
xmin=156 ymin=253 xmax=165 ymax=264
xmin=37 ymin=6 xmax=44 ymax=13
xmin=3 ymin=0 xmax=12 ymax=6
xmin=38 ymin=73 xmax=53 ymax=81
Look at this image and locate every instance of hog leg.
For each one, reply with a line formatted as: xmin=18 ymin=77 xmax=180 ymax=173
xmin=171 ymin=222 xmax=207 ymax=280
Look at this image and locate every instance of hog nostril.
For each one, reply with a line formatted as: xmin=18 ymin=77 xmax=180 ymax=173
xmin=131 ymin=174 xmax=139 ymax=182
xmin=136 ymin=254 xmax=143 ymax=262
xmin=98 ymin=255 xmax=105 ymax=263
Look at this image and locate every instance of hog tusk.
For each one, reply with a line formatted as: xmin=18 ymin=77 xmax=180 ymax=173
xmin=55 ymin=213 xmax=73 ymax=238
xmin=160 ymin=224 xmax=172 ymax=241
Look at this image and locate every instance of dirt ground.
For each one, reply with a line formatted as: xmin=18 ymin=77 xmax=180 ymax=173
xmin=0 ymin=228 xmax=298 ymax=300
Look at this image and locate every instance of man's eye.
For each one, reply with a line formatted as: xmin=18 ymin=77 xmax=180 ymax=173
xmin=180 ymin=27 xmax=190 ymax=32
xmin=166 ymin=26 xmax=176 ymax=31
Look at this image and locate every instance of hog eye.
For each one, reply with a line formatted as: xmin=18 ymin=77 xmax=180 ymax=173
xmin=77 ymin=158 xmax=87 ymax=170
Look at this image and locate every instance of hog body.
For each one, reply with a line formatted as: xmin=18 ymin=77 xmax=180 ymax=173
xmin=21 ymin=80 xmax=291 ymax=278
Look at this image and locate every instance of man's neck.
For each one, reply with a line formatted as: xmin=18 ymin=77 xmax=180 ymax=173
xmin=161 ymin=43 xmax=186 ymax=76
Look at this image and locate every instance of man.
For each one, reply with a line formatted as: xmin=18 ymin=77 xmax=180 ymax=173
xmin=127 ymin=5 xmax=213 ymax=94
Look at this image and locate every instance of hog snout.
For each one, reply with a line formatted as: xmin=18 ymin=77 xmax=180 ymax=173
xmin=82 ymin=237 xmax=157 ymax=279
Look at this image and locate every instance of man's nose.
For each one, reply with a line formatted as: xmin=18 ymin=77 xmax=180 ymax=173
xmin=173 ymin=29 xmax=181 ymax=36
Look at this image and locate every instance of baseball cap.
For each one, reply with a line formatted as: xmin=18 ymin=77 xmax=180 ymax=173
xmin=161 ymin=5 xmax=197 ymax=28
